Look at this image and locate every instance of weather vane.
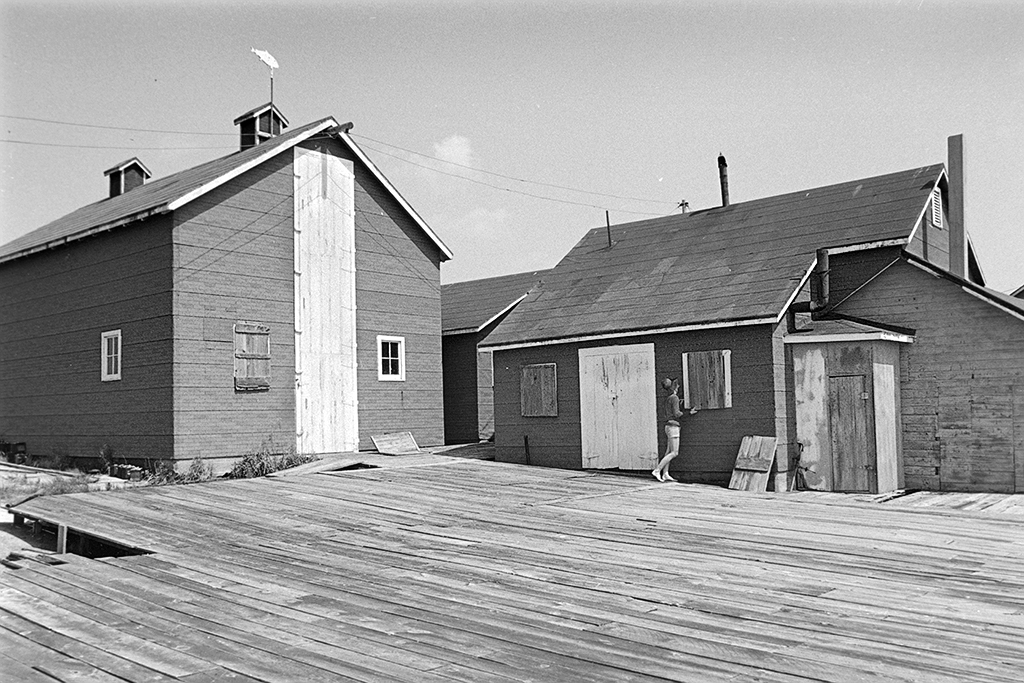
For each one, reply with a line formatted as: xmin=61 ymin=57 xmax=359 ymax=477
xmin=250 ymin=48 xmax=279 ymax=103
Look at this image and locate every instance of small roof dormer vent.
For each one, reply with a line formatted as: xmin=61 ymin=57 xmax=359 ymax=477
xmin=930 ymin=187 xmax=943 ymax=228
xmin=233 ymin=102 xmax=289 ymax=151
xmin=104 ymin=157 xmax=152 ymax=198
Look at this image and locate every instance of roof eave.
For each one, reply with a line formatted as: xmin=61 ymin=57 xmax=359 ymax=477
xmin=334 ymin=129 xmax=453 ymax=261
xmin=0 ymin=204 xmax=171 ymax=265
xmin=480 ymin=315 xmax=778 ymax=352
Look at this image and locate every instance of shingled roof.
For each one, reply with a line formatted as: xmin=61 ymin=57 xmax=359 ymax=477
xmin=482 ymin=165 xmax=944 ymax=348
xmin=441 ymin=269 xmax=549 ymax=335
xmin=1 ymin=117 xmax=452 ymax=263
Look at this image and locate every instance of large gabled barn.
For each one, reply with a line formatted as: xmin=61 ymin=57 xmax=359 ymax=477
xmin=0 ymin=104 xmax=452 ymax=470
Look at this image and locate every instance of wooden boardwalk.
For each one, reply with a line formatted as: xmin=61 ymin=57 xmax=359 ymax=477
xmin=3 ymin=457 xmax=1023 ymax=682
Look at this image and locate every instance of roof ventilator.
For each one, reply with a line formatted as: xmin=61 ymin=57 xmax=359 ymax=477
xmin=104 ymin=157 xmax=151 ymax=198
xmin=234 ymin=103 xmax=289 ymax=151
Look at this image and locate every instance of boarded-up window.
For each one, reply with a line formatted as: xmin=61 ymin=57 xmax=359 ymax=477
xmin=234 ymin=322 xmax=271 ymax=391
xmin=681 ymin=349 xmax=732 ymax=410
xmin=521 ymin=363 xmax=557 ymax=417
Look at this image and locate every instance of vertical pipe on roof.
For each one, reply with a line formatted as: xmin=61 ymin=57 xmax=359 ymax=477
xmin=947 ymin=134 xmax=966 ymax=278
xmin=718 ymin=154 xmax=730 ymax=207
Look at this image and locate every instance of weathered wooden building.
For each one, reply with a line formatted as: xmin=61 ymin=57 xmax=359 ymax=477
xmin=441 ymin=270 xmax=547 ymax=443
xmin=482 ymin=138 xmax=1023 ymax=493
xmin=0 ymin=104 xmax=452 ymax=469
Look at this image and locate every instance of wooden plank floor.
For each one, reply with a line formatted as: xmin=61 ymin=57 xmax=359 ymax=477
xmin=3 ymin=458 xmax=1023 ymax=682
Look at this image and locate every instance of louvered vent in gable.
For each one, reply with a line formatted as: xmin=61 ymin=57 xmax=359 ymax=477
xmin=931 ymin=188 xmax=943 ymax=228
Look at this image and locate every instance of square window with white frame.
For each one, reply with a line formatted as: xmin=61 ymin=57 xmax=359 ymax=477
xmin=377 ymin=335 xmax=405 ymax=381
xmin=101 ymin=329 xmax=121 ymax=381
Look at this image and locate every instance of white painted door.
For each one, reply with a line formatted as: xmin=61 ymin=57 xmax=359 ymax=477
xmin=579 ymin=343 xmax=658 ymax=469
xmin=294 ymin=147 xmax=358 ymax=454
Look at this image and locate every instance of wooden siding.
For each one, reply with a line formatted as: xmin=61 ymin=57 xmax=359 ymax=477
xmin=825 ymin=247 xmax=903 ymax=307
xmin=442 ymin=332 xmax=481 ymax=444
xmin=171 ymin=153 xmax=296 ymax=463
xmin=835 ymin=260 xmax=1024 ymax=492
xmin=0 ymin=218 xmax=174 ymax=465
xmin=476 ymin=349 xmax=495 ymax=440
xmin=905 ymin=188 xmax=951 ymax=271
xmin=772 ymin=320 xmax=798 ymax=490
xmin=494 ymin=325 xmax=778 ymax=485
xmin=298 ymin=139 xmax=444 ymax=450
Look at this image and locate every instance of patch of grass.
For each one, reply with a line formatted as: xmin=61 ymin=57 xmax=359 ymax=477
xmin=145 ymin=458 xmax=214 ymax=486
xmin=0 ymin=473 xmax=92 ymax=506
xmin=228 ymin=439 xmax=319 ymax=479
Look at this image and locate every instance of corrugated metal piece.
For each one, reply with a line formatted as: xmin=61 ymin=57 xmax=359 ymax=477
xmin=483 ymin=165 xmax=944 ymax=347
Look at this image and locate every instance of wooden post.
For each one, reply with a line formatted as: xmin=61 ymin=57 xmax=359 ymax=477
xmin=947 ymin=134 xmax=965 ymax=278
xmin=56 ymin=524 xmax=68 ymax=554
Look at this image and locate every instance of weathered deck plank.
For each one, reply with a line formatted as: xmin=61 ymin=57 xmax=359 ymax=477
xmin=3 ymin=457 xmax=1023 ymax=682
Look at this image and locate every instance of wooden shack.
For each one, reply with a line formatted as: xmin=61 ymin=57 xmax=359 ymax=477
xmin=482 ymin=139 xmax=1023 ymax=492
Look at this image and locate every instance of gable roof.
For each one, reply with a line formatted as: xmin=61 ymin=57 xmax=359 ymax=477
xmin=441 ymin=269 xmax=549 ymax=335
xmin=1 ymin=117 xmax=452 ymax=263
xmin=482 ymin=165 xmax=944 ymax=349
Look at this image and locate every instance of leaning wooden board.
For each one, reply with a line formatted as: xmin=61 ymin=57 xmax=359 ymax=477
xmin=371 ymin=431 xmax=422 ymax=455
xmin=729 ymin=435 xmax=777 ymax=492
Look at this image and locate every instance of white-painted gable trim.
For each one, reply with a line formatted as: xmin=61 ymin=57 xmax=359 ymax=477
xmin=905 ymin=169 xmax=946 ymax=248
xmin=784 ymin=332 xmax=914 ymax=345
xmin=336 ymin=129 xmax=454 ymax=261
xmin=167 ymin=120 xmax=337 ymax=212
xmin=962 ymin=287 xmax=1024 ymax=324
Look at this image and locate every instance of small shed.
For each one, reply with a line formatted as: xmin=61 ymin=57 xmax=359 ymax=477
xmin=441 ymin=270 xmax=547 ymax=443
xmin=786 ymin=320 xmax=914 ymax=493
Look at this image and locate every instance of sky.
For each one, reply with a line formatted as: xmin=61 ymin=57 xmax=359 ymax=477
xmin=1 ymin=0 xmax=1021 ymax=292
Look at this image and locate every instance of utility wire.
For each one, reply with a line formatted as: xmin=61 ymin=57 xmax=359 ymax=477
xmin=3 ymin=113 xmax=676 ymax=216
xmin=354 ymin=140 xmax=669 ymax=218
xmin=0 ymin=113 xmax=235 ymax=136
xmin=349 ymin=132 xmax=673 ymax=207
xmin=0 ymin=139 xmax=234 ymax=150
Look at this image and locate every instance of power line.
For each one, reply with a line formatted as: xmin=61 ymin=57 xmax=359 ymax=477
xmin=0 ymin=138 xmax=234 ymax=150
xmin=349 ymin=132 xmax=674 ymax=207
xmin=0 ymin=113 xmax=235 ymax=136
xmin=2 ymin=113 xmax=676 ymax=216
xmin=352 ymin=140 xmax=669 ymax=218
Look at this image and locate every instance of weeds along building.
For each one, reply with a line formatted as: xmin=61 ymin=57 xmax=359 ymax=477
xmin=0 ymin=104 xmax=452 ymax=469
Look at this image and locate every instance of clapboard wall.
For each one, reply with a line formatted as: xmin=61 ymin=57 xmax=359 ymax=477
xmin=298 ymin=139 xmax=445 ymax=450
xmin=493 ymin=324 xmax=778 ymax=484
xmin=836 ymin=260 xmax=1024 ymax=492
xmin=171 ymin=153 xmax=296 ymax=464
xmin=0 ymin=218 xmax=175 ymax=464
xmin=442 ymin=331 xmax=482 ymax=444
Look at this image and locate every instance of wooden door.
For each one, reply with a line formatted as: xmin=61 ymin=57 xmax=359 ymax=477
xmin=579 ymin=344 xmax=658 ymax=470
xmin=294 ymin=148 xmax=359 ymax=454
xmin=828 ymin=375 xmax=875 ymax=492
